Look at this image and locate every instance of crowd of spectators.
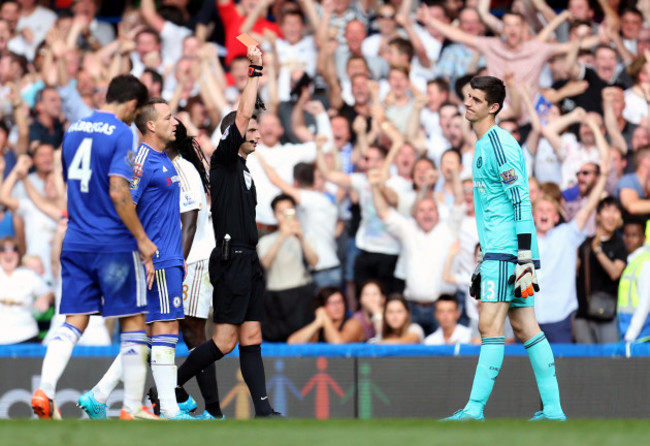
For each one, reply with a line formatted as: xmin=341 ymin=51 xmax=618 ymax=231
xmin=1 ymin=0 xmax=650 ymax=346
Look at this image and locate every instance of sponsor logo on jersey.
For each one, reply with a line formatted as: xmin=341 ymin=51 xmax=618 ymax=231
xmin=162 ymin=166 xmax=168 ymax=173
xmin=166 ymin=175 xmax=181 ymax=186
xmin=500 ymin=168 xmax=518 ymax=185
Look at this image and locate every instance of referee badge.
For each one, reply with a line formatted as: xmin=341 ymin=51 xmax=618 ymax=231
xmin=244 ymin=170 xmax=253 ymax=190
xmin=500 ymin=168 xmax=518 ymax=185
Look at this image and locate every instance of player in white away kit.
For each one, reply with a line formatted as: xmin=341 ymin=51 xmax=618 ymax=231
xmin=32 ymin=75 xmax=155 ymax=419
xmin=166 ymin=120 xmax=222 ymax=419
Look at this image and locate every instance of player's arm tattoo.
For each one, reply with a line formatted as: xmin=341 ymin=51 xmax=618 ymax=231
xmin=109 ymin=175 xmax=149 ymax=243
xmin=109 ymin=176 xmax=133 ymax=207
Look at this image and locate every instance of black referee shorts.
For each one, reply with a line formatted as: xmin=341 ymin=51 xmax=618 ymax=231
xmin=208 ymin=246 xmax=265 ymax=325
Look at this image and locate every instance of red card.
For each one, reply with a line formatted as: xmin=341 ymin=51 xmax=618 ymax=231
xmin=236 ymin=33 xmax=259 ymax=48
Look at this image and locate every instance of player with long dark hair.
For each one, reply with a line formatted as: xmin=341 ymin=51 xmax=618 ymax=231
xmin=164 ymin=120 xmax=222 ymax=419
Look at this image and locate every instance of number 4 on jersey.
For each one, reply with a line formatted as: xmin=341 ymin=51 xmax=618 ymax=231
xmin=69 ymin=138 xmax=93 ymax=193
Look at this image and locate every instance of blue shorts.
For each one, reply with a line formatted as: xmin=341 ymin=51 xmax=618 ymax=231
xmin=480 ymin=260 xmax=534 ymax=308
xmin=60 ymin=250 xmax=147 ymax=318
xmin=146 ymin=266 xmax=185 ymax=323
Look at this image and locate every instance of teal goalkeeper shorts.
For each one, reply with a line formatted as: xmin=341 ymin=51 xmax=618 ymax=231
xmin=479 ymin=260 xmax=534 ymax=308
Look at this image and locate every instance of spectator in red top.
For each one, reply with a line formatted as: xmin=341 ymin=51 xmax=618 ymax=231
xmin=217 ymin=0 xmax=282 ymax=66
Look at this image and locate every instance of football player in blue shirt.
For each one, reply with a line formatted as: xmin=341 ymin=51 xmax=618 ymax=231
xmin=444 ymin=76 xmax=566 ymax=421
xmin=32 ymin=75 xmax=155 ymax=420
xmin=78 ymin=98 xmax=193 ymax=420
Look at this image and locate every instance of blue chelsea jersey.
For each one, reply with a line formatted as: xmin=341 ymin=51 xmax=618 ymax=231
xmin=62 ymin=111 xmax=138 ymax=252
xmin=472 ymin=125 xmax=540 ymax=265
xmin=130 ymin=143 xmax=183 ymax=269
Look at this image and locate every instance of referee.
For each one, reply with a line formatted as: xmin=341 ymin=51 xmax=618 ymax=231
xmin=174 ymin=44 xmax=280 ymax=417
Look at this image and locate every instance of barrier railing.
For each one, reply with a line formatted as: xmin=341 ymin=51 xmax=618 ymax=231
xmin=1 ymin=342 xmax=649 ymax=358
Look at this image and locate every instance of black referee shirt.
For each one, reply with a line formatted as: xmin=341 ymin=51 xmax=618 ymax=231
xmin=210 ymin=124 xmax=258 ymax=248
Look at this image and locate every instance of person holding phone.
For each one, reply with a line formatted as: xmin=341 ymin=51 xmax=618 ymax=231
xmin=257 ymin=194 xmax=319 ymax=342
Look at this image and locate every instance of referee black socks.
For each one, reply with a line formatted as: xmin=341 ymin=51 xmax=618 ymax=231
xmin=177 ymin=339 xmax=224 ymax=387
xmin=176 ymin=341 xmax=271 ymax=417
xmin=175 ymin=386 xmax=189 ymax=404
xmin=239 ymin=344 xmax=273 ymax=416
xmin=197 ymin=362 xmax=223 ymax=417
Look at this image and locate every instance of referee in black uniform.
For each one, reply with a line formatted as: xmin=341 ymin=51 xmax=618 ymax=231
xmin=174 ymin=44 xmax=279 ymax=417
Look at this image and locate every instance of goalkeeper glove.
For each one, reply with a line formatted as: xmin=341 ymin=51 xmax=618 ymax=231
xmin=469 ymin=250 xmax=483 ymax=300
xmin=508 ymin=250 xmax=539 ymax=298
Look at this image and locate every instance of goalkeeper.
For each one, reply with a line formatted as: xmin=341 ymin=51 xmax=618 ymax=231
xmin=444 ymin=76 xmax=565 ymax=421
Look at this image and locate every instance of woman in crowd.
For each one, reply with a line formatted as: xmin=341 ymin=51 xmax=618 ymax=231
xmin=372 ymin=294 xmax=424 ymax=344
xmin=352 ymin=279 xmax=386 ymax=341
xmin=0 ymin=237 xmax=53 ymax=344
xmin=287 ymin=286 xmax=364 ymax=344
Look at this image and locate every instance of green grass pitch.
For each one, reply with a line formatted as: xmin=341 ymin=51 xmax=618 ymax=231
xmin=2 ymin=419 xmax=649 ymax=446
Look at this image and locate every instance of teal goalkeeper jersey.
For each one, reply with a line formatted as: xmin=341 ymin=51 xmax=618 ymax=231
xmin=472 ymin=125 xmax=540 ymax=266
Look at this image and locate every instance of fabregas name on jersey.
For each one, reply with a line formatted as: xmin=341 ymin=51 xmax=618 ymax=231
xmin=67 ymin=120 xmax=117 ymax=135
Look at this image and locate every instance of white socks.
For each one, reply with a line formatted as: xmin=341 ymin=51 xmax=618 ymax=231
xmin=150 ymin=335 xmax=180 ymax=418
xmin=39 ymin=323 xmax=82 ymax=398
xmin=119 ymin=330 xmax=149 ymax=414
xmin=92 ymin=354 xmax=123 ymax=404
